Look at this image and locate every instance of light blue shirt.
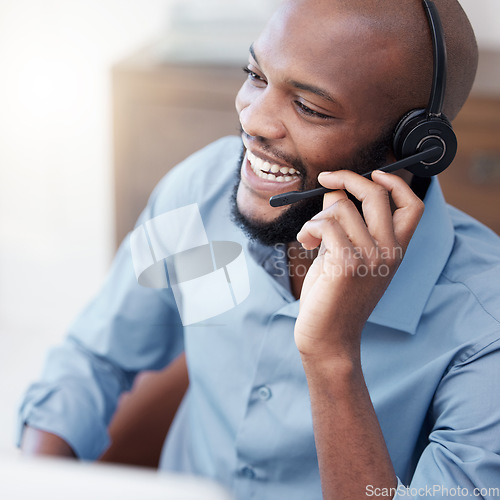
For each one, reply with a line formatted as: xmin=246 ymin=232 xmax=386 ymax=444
xmin=19 ymin=137 xmax=500 ymax=499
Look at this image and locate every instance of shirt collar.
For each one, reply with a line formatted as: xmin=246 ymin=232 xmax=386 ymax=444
xmin=367 ymin=177 xmax=455 ymax=334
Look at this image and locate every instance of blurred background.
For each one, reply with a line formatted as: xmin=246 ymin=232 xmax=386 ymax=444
xmin=0 ymin=0 xmax=499 ymax=455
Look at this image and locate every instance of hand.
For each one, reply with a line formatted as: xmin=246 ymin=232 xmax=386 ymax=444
xmin=294 ymin=170 xmax=424 ymax=362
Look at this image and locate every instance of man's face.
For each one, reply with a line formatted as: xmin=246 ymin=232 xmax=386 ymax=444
xmin=233 ymin=1 xmax=403 ymax=242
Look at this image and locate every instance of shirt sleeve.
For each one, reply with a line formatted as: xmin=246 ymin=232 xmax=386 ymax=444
xmin=392 ymin=337 xmax=500 ymax=499
xmin=17 ymin=184 xmax=185 ymax=460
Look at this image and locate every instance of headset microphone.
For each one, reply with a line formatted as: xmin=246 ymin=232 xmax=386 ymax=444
xmin=270 ymin=0 xmax=457 ymax=208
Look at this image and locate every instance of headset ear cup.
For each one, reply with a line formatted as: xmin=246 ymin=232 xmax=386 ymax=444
xmin=393 ymin=109 xmax=426 ymax=160
xmin=393 ymin=110 xmax=457 ymax=177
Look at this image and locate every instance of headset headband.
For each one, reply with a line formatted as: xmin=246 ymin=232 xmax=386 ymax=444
xmin=423 ymin=0 xmax=447 ymax=117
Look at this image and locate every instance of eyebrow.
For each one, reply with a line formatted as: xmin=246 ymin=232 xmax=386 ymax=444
xmin=249 ymin=44 xmax=259 ymax=65
xmin=248 ymin=44 xmax=340 ymax=108
xmin=288 ymin=80 xmax=339 ymax=106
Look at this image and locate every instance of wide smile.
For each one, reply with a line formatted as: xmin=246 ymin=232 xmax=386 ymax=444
xmin=240 ymin=146 xmax=302 ymax=198
xmin=246 ymin=150 xmax=301 ymax=183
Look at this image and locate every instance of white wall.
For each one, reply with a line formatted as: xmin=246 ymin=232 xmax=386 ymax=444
xmin=460 ymin=0 xmax=500 ymax=49
xmin=0 ymin=0 xmax=173 ymax=453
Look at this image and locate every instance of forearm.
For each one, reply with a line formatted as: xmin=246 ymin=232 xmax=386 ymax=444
xmin=293 ymin=170 xmax=424 ymax=497
xmin=20 ymin=426 xmax=76 ymax=458
xmin=302 ymin=355 xmax=396 ymax=500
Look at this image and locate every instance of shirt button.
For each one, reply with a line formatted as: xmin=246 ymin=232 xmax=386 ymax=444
xmin=257 ymin=385 xmax=272 ymax=401
xmin=240 ymin=466 xmax=256 ymax=479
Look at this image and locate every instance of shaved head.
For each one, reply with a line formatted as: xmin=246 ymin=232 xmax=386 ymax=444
xmin=275 ymin=0 xmax=478 ymax=122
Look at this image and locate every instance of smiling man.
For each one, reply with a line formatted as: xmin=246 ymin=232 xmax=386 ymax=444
xmin=18 ymin=1 xmax=500 ymax=499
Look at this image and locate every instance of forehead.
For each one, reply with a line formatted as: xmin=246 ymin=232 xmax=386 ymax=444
xmin=254 ymin=1 xmax=404 ymax=118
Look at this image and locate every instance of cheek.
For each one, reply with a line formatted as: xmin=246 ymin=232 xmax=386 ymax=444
xmin=300 ymin=139 xmax=339 ymax=172
xmin=300 ymin=129 xmax=359 ymax=171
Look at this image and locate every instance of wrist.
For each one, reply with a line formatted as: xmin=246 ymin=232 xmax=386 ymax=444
xmin=300 ymin=352 xmax=363 ymax=389
xmin=295 ymin=323 xmax=363 ymax=361
xmin=298 ymin=340 xmax=361 ymax=369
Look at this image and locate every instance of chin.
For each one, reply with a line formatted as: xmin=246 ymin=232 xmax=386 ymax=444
xmin=235 ymin=181 xmax=287 ymax=225
xmin=231 ymin=176 xmax=322 ymax=247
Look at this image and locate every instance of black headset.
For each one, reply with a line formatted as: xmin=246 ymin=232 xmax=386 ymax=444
xmin=269 ymin=0 xmax=457 ymax=207
xmin=392 ymin=0 xmax=457 ymax=177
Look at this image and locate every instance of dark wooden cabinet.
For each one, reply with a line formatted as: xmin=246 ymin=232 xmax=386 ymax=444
xmin=440 ymin=93 xmax=500 ymax=234
xmin=112 ymin=46 xmax=500 ymax=247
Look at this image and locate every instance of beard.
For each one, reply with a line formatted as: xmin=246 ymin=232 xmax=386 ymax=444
xmin=230 ymin=128 xmax=394 ymax=247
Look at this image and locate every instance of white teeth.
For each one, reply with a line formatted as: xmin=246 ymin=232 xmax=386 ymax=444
xmin=253 ymin=156 xmax=265 ymax=172
xmin=247 ymin=149 xmax=301 ymax=183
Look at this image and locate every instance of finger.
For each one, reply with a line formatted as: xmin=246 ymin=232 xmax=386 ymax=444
xmin=322 ymin=188 xmax=348 ymax=211
xmin=318 ymin=170 xmax=395 ymax=246
xmin=370 ymin=170 xmax=424 ymax=250
xmin=297 ymin=215 xmax=355 ymax=254
xmin=312 ymin=198 xmax=377 ymax=260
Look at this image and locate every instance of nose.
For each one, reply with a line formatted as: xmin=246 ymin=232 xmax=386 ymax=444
xmin=235 ymin=86 xmax=287 ymax=141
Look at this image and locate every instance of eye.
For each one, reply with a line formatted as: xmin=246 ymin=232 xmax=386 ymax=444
xmin=295 ymin=101 xmax=333 ymax=120
xmin=242 ymin=66 xmax=267 ymax=86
